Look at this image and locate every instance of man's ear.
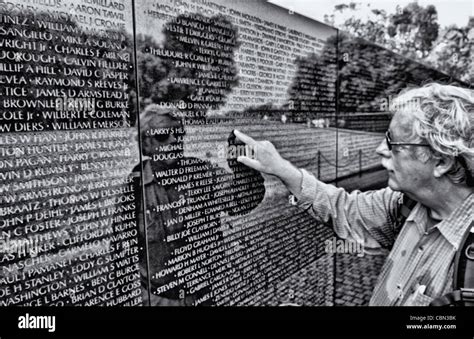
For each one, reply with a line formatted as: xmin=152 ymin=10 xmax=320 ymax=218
xmin=433 ymin=155 xmax=455 ymax=178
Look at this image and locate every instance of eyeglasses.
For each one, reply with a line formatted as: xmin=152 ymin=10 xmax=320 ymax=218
xmin=385 ymin=131 xmax=430 ymax=151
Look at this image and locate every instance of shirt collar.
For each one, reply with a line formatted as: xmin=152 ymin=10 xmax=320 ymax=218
xmin=408 ymin=193 xmax=474 ymax=248
xmin=406 ymin=202 xmax=427 ymax=235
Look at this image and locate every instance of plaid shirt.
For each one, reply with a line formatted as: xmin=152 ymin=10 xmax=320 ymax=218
xmin=295 ymin=169 xmax=474 ymax=306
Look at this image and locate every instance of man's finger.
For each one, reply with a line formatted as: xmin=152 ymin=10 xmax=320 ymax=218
xmin=237 ymin=156 xmax=261 ymax=171
xmin=234 ymin=130 xmax=257 ymax=147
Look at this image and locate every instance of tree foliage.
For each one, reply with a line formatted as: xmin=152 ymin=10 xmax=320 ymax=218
xmin=387 ymin=3 xmax=439 ymax=58
xmin=430 ymin=18 xmax=473 ymax=83
xmin=328 ymin=2 xmax=472 ymax=84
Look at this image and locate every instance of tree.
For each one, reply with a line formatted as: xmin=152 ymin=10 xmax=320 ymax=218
xmin=332 ymin=4 xmax=390 ymax=48
xmin=286 ymin=35 xmax=337 ymax=123
xmin=387 ymin=3 xmax=439 ymax=58
xmin=136 ymin=13 xmax=240 ymax=123
xmin=429 ymin=17 xmax=473 ymax=83
xmin=328 ymin=2 xmax=471 ymax=84
xmin=330 ymin=2 xmax=439 ymax=59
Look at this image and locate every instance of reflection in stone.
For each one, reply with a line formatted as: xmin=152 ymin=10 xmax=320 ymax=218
xmin=0 ymin=1 xmax=141 ymax=306
xmin=136 ymin=13 xmax=239 ymax=125
xmin=133 ymin=105 xmax=265 ymax=306
xmin=134 ymin=1 xmax=339 ymax=306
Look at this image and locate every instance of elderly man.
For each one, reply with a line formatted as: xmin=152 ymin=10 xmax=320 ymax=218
xmin=235 ymin=83 xmax=473 ymax=306
xmin=132 ymin=105 xmax=265 ymax=306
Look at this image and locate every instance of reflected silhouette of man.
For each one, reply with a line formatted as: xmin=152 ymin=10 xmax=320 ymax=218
xmin=133 ymin=104 xmax=265 ymax=306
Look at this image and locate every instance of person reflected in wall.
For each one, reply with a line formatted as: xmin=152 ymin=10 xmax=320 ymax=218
xmin=132 ymin=105 xmax=265 ymax=306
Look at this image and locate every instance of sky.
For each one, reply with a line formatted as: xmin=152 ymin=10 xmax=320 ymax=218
xmin=268 ymin=0 xmax=473 ymax=29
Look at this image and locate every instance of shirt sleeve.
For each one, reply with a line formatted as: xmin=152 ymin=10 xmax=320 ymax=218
xmin=295 ymin=168 xmax=403 ymax=251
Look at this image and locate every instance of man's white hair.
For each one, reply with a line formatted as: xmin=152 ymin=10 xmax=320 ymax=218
xmin=392 ymin=83 xmax=473 ymax=186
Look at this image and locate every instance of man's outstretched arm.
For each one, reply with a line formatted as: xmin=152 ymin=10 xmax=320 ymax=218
xmin=233 ymin=130 xmax=403 ymax=250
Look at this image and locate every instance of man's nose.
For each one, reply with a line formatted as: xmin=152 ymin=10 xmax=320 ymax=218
xmin=376 ymin=138 xmax=390 ymax=157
